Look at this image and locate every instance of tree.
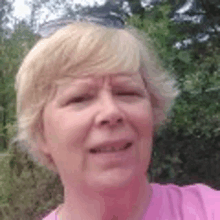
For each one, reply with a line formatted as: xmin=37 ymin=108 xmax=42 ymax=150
xmin=105 ymin=0 xmax=144 ymax=16
xmin=0 ymin=0 xmax=14 ymax=37
xmin=169 ymin=0 xmax=220 ymax=48
xmin=0 ymin=20 xmax=35 ymax=150
xmin=128 ymin=2 xmax=220 ymax=186
xmin=25 ymin=0 xmax=146 ymax=31
xmin=25 ymin=0 xmax=78 ymax=30
xmin=200 ymin=0 xmax=220 ymax=35
xmin=0 ymin=0 xmax=15 ymax=150
xmin=0 ymin=1 xmax=219 ymax=219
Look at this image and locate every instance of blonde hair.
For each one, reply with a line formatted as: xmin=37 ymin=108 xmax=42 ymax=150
xmin=12 ymin=22 xmax=179 ymax=171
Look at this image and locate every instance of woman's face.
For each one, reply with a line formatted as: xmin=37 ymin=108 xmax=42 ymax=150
xmin=40 ymin=73 xmax=154 ymax=191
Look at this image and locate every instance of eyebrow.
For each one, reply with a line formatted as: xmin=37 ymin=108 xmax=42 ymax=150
xmin=111 ymin=76 xmax=146 ymax=88
xmin=56 ymin=83 xmax=95 ymax=99
xmin=57 ymin=74 xmax=145 ymax=92
xmin=57 ymin=78 xmax=96 ymax=90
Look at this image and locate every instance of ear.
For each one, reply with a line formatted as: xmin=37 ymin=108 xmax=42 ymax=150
xmin=36 ymin=132 xmax=51 ymax=154
xmin=34 ymin=115 xmax=51 ymax=155
xmin=37 ymin=134 xmax=58 ymax=172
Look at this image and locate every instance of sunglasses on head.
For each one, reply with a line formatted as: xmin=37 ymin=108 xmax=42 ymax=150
xmin=37 ymin=13 xmax=125 ymax=38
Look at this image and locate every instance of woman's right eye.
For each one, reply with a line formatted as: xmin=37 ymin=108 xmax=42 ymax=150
xmin=67 ymin=95 xmax=92 ymax=105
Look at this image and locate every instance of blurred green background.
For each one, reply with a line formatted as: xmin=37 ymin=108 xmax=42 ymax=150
xmin=0 ymin=0 xmax=219 ymax=219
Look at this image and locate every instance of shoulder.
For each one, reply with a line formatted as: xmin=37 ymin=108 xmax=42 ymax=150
xmin=149 ymin=183 xmax=220 ymax=220
xmin=191 ymin=183 xmax=220 ymax=218
xmin=42 ymin=209 xmax=57 ymax=220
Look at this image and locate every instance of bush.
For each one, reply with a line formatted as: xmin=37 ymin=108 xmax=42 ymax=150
xmin=128 ymin=3 xmax=220 ymax=188
xmin=0 ymin=2 xmax=219 ymax=219
xmin=0 ymin=147 xmax=63 ymax=220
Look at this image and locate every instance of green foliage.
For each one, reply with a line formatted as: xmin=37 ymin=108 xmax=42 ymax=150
xmin=0 ymin=1 xmax=219 ymax=219
xmin=0 ymin=148 xmax=63 ymax=220
xmin=128 ymin=2 xmax=220 ymax=187
xmin=0 ymin=21 xmax=36 ymax=150
xmin=0 ymin=154 xmax=11 ymax=209
xmin=0 ymin=0 xmax=14 ymax=37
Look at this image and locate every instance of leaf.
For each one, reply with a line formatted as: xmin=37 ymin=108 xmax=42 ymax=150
xmin=177 ymin=51 xmax=191 ymax=64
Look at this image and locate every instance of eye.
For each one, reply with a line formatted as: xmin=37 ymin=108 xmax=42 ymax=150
xmin=67 ymin=95 xmax=92 ymax=105
xmin=116 ymin=91 xmax=140 ymax=96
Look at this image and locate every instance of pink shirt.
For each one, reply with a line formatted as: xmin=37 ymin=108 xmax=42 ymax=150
xmin=43 ymin=183 xmax=220 ymax=220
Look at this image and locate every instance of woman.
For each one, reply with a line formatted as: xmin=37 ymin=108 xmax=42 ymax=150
xmin=13 ymin=16 xmax=220 ymax=220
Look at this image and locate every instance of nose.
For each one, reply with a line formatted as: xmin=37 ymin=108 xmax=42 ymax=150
xmin=95 ymin=93 xmax=125 ymax=127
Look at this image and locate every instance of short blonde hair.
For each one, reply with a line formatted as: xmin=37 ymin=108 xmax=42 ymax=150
xmin=12 ymin=22 xmax=179 ymax=171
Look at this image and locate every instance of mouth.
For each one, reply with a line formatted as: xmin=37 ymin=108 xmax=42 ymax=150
xmin=89 ymin=142 xmax=132 ymax=154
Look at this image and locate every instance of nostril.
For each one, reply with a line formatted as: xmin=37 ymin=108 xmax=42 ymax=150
xmin=101 ymin=120 xmax=108 ymax=125
xmin=100 ymin=118 xmax=123 ymax=126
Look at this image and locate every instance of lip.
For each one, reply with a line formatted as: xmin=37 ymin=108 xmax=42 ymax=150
xmin=88 ymin=139 xmax=134 ymax=166
xmin=89 ymin=138 xmax=133 ymax=152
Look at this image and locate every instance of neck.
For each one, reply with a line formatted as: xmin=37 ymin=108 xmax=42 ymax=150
xmin=58 ymin=176 xmax=152 ymax=220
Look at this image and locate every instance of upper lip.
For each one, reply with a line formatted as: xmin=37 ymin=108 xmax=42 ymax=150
xmin=89 ymin=138 xmax=133 ymax=151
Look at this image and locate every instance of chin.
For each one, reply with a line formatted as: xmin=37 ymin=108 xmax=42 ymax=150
xmin=86 ymin=166 xmax=140 ymax=193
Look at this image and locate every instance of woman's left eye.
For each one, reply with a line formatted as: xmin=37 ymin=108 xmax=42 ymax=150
xmin=116 ymin=91 xmax=139 ymax=96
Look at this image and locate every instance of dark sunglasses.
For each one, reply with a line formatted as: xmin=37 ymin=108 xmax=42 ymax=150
xmin=37 ymin=13 xmax=125 ymax=38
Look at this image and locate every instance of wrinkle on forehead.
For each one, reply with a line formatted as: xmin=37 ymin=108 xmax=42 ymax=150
xmin=48 ymin=72 xmax=148 ymax=104
xmin=54 ymin=72 xmax=144 ymax=88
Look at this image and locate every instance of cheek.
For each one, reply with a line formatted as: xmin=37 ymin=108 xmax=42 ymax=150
xmin=43 ymin=113 xmax=88 ymax=164
xmin=46 ymin=110 xmax=93 ymax=146
xmin=132 ymin=103 xmax=153 ymax=159
xmin=131 ymin=102 xmax=153 ymax=133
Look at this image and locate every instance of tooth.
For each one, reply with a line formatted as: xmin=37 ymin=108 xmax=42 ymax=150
xmin=91 ymin=144 xmax=130 ymax=154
